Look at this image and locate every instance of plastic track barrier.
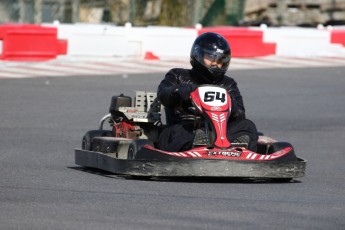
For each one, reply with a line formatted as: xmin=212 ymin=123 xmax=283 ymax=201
xmin=331 ymin=30 xmax=345 ymax=47
xmin=0 ymin=24 xmax=67 ymax=61
xmin=198 ymin=27 xmax=276 ymax=57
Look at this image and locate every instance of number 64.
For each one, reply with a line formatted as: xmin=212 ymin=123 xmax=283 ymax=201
xmin=204 ymin=91 xmax=226 ymax=103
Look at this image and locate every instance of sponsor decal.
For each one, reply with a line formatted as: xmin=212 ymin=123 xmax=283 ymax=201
xmin=208 ymin=150 xmax=242 ymax=157
xmin=132 ymin=114 xmax=146 ymax=118
xmin=210 ymin=106 xmax=222 ymax=111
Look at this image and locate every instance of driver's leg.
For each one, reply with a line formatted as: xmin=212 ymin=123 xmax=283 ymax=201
xmin=227 ymin=119 xmax=258 ymax=151
xmin=157 ymin=122 xmax=194 ymax=152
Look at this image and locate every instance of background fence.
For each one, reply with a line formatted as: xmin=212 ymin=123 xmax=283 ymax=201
xmin=0 ymin=0 xmax=245 ymax=26
xmin=0 ymin=0 xmax=202 ymax=25
xmin=0 ymin=0 xmax=344 ymax=27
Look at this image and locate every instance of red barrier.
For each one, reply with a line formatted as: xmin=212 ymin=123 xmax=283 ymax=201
xmin=198 ymin=27 xmax=276 ymax=57
xmin=0 ymin=24 xmax=67 ymax=61
xmin=144 ymin=51 xmax=160 ymax=60
xmin=331 ymin=30 xmax=345 ymax=47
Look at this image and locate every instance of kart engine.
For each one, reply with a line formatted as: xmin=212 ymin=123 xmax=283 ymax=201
xmin=113 ymin=120 xmax=142 ymax=139
xmin=108 ymin=92 xmax=161 ymax=140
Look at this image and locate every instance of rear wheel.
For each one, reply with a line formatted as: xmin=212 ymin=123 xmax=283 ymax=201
xmin=127 ymin=140 xmax=153 ymax=159
xmin=82 ymin=130 xmax=113 ymax=151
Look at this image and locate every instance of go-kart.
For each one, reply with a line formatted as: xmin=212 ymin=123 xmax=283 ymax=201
xmin=75 ymin=85 xmax=306 ymax=180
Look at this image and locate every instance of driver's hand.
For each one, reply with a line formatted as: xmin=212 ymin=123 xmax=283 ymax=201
xmin=176 ymin=83 xmax=197 ymax=101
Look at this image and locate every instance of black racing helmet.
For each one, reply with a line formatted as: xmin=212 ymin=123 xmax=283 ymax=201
xmin=190 ymin=32 xmax=231 ymax=83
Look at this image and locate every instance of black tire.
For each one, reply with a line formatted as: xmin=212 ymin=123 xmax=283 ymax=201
xmin=267 ymin=142 xmax=297 ymax=161
xmin=127 ymin=139 xmax=153 ymax=159
xmin=267 ymin=142 xmax=297 ymax=181
xmin=267 ymin=142 xmax=293 ymax=153
xmin=257 ymin=131 xmax=264 ymax=136
xmin=82 ymin=130 xmax=113 ymax=151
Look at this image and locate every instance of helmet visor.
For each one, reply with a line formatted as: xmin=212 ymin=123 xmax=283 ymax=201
xmin=204 ymin=50 xmax=230 ymax=68
xmin=195 ymin=47 xmax=230 ymax=71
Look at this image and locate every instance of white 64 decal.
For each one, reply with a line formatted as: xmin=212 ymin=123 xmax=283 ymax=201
xmin=198 ymin=86 xmax=228 ymax=106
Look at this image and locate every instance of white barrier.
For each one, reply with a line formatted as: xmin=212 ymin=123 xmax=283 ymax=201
xmin=45 ymin=23 xmax=345 ymax=60
xmin=260 ymin=27 xmax=345 ymax=57
xmin=52 ymin=24 xmax=139 ymax=58
xmin=136 ymin=26 xmax=197 ymax=60
xmin=47 ymin=23 xmax=198 ymax=60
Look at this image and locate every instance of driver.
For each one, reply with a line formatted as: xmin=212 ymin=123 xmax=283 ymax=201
xmin=157 ymin=32 xmax=258 ymax=152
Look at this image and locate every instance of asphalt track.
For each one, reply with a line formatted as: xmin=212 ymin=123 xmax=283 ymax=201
xmin=0 ymin=66 xmax=344 ymax=230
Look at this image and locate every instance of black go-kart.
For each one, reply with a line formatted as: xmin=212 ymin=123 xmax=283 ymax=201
xmin=75 ymin=85 xmax=306 ymax=181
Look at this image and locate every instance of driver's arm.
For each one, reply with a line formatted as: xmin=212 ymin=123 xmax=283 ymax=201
xmin=227 ymin=80 xmax=246 ymax=120
xmin=157 ymin=69 xmax=180 ymax=107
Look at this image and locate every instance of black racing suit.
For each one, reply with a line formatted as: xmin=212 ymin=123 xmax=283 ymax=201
xmin=157 ymin=68 xmax=258 ymax=151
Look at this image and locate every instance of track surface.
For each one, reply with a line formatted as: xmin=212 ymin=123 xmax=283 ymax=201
xmin=0 ymin=66 xmax=344 ymax=229
xmin=1 ymin=56 xmax=345 ymax=78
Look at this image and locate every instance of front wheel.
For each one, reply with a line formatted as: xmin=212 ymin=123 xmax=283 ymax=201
xmin=127 ymin=140 xmax=153 ymax=159
xmin=267 ymin=142 xmax=297 ymax=161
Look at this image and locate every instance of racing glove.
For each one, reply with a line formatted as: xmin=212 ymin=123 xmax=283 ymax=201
xmin=176 ymin=83 xmax=197 ymax=101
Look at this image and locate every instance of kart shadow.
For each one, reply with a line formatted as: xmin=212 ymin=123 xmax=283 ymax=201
xmin=68 ymin=166 xmax=126 ymax=180
xmin=129 ymin=176 xmax=302 ymax=184
xmin=69 ymin=166 xmax=302 ymax=184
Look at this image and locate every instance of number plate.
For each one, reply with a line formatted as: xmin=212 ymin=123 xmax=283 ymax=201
xmin=198 ymin=86 xmax=228 ymax=106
